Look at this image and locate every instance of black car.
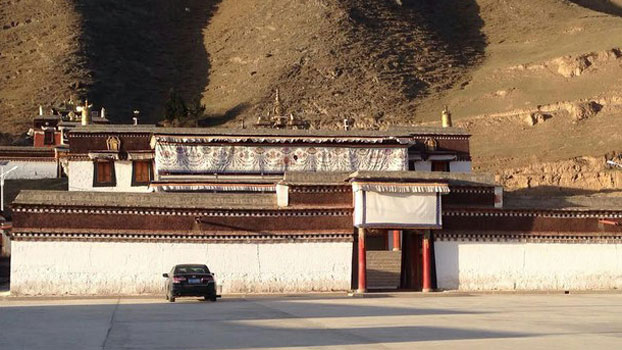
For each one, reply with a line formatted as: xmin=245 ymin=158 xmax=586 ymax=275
xmin=163 ymin=264 xmax=219 ymax=302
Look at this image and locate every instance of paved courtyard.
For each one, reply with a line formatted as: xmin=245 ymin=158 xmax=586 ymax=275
xmin=1 ymin=293 xmax=621 ymax=349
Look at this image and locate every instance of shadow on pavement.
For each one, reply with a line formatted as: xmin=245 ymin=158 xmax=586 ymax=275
xmin=0 ymin=300 xmax=527 ymax=350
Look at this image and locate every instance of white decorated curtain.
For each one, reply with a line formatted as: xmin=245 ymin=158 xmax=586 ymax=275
xmin=354 ymin=191 xmax=442 ymax=229
xmin=155 ymin=144 xmax=407 ymax=174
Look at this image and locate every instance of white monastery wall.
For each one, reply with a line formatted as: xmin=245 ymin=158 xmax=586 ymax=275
xmin=68 ymin=160 xmax=150 ymax=192
xmin=0 ymin=160 xmax=57 ymax=179
xmin=449 ymin=161 xmax=471 ymax=172
xmin=435 ymin=240 xmax=622 ymax=291
xmin=10 ymin=240 xmax=353 ymax=296
xmin=413 ymin=161 xmax=432 ymax=171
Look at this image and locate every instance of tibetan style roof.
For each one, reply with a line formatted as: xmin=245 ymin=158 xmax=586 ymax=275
xmin=70 ymin=125 xmax=158 ymax=134
xmin=282 ymin=172 xmax=351 ymax=185
xmin=504 ymin=194 xmax=622 ymax=211
xmin=349 ymin=171 xmax=497 ymax=187
xmin=13 ymin=190 xmax=277 ymax=210
xmin=0 ymin=146 xmax=56 ymax=158
xmin=70 ymin=125 xmax=469 ymax=137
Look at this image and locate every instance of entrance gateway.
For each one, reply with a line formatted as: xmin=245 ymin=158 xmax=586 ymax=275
xmin=351 ymin=173 xmax=448 ymax=292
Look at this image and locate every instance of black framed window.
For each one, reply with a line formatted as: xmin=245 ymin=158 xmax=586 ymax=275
xmin=131 ymin=160 xmax=152 ymax=186
xmin=93 ymin=160 xmax=116 ymax=187
xmin=44 ymin=131 xmax=55 ymax=145
xmin=431 ymin=161 xmax=450 ymax=172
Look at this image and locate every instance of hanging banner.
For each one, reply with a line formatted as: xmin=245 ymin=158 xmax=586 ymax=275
xmin=353 ymin=183 xmax=447 ymax=229
xmin=155 ymin=144 xmax=407 ymax=174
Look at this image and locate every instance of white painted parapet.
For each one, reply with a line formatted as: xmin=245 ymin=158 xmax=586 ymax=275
xmin=68 ymin=160 xmax=150 ymax=192
xmin=449 ymin=160 xmax=471 ymax=173
xmin=435 ymin=240 xmax=622 ymax=291
xmin=10 ymin=240 xmax=353 ymax=296
xmin=0 ymin=160 xmax=57 ymax=179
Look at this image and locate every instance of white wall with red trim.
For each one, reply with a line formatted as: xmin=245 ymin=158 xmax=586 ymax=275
xmin=9 ymin=240 xmax=353 ymax=296
xmin=435 ymin=240 xmax=622 ymax=291
xmin=0 ymin=160 xmax=57 ymax=179
xmin=68 ymin=160 xmax=151 ymax=192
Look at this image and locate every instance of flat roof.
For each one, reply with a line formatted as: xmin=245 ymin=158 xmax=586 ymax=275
xmin=13 ymin=190 xmax=277 ymax=210
xmin=504 ymin=193 xmax=622 ymax=211
xmin=281 ymin=171 xmax=497 ymax=187
xmin=69 ymin=125 xmax=158 ymax=134
xmin=282 ymin=172 xmax=351 ymax=185
xmin=0 ymin=146 xmax=56 ymax=153
xmin=350 ymin=171 xmax=498 ymax=187
xmin=69 ymin=125 xmax=469 ymax=137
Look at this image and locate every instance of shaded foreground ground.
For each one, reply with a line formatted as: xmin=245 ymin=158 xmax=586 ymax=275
xmin=0 ymin=294 xmax=621 ymax=349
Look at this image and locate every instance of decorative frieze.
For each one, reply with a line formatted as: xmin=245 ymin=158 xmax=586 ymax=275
xmin=289 ymin=186 xmax=351 ymax=193
xmin=444 ymin=209 xmax=622 ymax=219
xmin=435 ymin=231 xmax=622 ymax=244
xmin=10 ymin=231 xmax=354 ymax=243
xmin=12 ymin=206 xmax=352 ymax=217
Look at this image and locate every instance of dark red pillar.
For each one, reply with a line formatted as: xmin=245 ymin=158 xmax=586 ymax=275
xmin=422 ymin=231 xmax=432 ymax=292
xmin=357 ymin=227 xmax=367 ymax=293
xmin=392 ymin=230 xmax=401 ymax=251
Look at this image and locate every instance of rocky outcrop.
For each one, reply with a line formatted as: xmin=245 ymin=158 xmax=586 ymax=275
xmin=498 ymin=154 xmax=622 ymax=191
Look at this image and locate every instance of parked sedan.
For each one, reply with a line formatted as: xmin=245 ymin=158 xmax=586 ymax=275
xmin=163 ymin=264 xmax=219 ymax=302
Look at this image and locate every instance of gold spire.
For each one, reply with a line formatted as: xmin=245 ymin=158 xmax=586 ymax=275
xmin=441 ymin=105 xmax=452 ymax=128
xmin=81 ymin=100 xmax=92 ymax=126
xmin=273 ymin=88 xmax=283 ymax=116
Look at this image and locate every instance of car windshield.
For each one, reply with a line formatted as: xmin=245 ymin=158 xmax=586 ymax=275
xmin=175 ymin=265 xmax=209 ymax=274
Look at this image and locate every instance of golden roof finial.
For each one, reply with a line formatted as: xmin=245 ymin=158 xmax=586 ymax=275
xmin=441 ymin=105 xmax=452 ymax=128
xmin=273 ymin=88 xmax=283 ymax=116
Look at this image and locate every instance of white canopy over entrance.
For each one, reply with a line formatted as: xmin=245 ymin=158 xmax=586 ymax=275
xmin=353 ymin=182 xmax=449 ymax=229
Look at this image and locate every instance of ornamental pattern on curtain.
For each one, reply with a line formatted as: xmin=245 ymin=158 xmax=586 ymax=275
xmin=155 ymin=144 xmax=407 ymax=173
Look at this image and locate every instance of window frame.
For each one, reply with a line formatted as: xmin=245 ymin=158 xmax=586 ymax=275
xmin=43 ymin=130 xmax=55 ymax=145
xmin=92 ymin=160 xmax=117 ymax=187
xmin=131 ymin=160 xmax=153 ymax=187
xmin=431 ymin=160 xmax=450 ymax=172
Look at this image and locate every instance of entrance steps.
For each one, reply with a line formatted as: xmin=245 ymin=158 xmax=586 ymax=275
xmin=366 ymin=250 xmax=402 ymax=289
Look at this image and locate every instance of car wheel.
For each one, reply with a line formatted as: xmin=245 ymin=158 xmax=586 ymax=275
xmin=209 ymin=295 xmax=217 ymax=302
xmin=168 ymin=296 xmax=176 ymax=302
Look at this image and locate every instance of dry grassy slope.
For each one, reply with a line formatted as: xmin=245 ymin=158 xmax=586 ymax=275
xmin=201 ymin=0 xmax=484 ymax=128
xmin=0 ymin=0 xmax=88 ymax=136
xmin=0 ymin=0 xmax=215 ymax=135
xmin=413 ymin=0 xmax=622 ymax=192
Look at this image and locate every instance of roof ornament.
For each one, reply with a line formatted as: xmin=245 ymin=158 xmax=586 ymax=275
xmin=441 ymin=105 xmax=452 ymax=128
xmin=343 ymin=116 xmax=354 ymax=131
xmin=271 ymin=88 xmax=288 ymax=128
xmin=106 ymin=136 xmax=121 ymax=151
xmin=273 ymin=88 xmax=283 ymax=117
xmin=81 ymin=100 xmax=93 ymax=126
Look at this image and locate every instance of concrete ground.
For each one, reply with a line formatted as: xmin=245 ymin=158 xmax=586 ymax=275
xmin=1 ymin=293 xmax=621 ymax=349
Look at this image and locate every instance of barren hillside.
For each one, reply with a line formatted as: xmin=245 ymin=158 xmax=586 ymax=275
xmin=0 ymin=0 xmax=87 ymax=136
xmin=2 ymin=0 xmax=622 ymax=192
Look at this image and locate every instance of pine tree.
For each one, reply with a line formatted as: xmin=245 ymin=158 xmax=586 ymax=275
xmin=187 ymin=97 xmax=206 ymax=120
xmin=164 ymin=88 xmax=188 ymax=121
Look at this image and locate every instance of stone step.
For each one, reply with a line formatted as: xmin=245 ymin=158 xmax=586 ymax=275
xmin=366 ymin=250 xmax=402 ymax=289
